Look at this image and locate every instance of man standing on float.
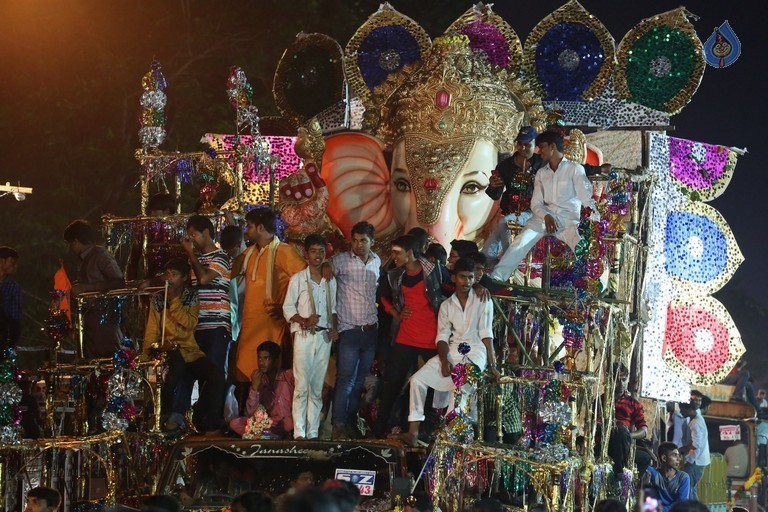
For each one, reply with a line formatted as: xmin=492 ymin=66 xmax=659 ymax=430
xmin=491 ymin=131 xmax=597 ymax=282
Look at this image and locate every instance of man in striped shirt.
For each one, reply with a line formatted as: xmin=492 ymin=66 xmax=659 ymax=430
xmin=329 ymin=221 xmax=380 ymax=439
xmin=177 ymin=215 xmax=231 ymax=430
xmin=608 ymin=363 xmax=648 ymax=480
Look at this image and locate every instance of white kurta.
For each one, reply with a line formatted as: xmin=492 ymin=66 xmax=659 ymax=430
xmin=492 ymin=158 xmax=597 ymax=281
xmin=408 ymin=291 xmax=493 ymax=422
xmin=283 ymin=268 xmax=337 ymax=438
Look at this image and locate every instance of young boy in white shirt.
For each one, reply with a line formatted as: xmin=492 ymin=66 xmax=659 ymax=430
xmin=283 ymin=234 xmax=338 ymax=439
xmin=396 ymin=257 xmax=499 ymax=446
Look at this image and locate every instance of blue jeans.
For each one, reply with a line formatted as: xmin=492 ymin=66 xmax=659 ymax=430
xmin=171 ymin=327 xmax=231 ymax=422
xmin=333 ymin=328 xmax=377 ymax=427
xmin=684 ymin=462 xmax=705 ymax=500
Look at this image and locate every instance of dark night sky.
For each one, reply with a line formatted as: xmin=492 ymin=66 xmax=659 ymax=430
xmin=0 ymin=0 xmax=765 ymax=347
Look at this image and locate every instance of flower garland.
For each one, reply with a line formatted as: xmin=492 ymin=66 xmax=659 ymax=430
xmin=102 ymin=342 xmax=138 ymax=431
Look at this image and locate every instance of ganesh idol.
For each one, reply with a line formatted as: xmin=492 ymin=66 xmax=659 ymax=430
xmin=325 ymin=40 xmax=544 ymax=250
xmin=270 ymin=5 xmax=545 ymax=251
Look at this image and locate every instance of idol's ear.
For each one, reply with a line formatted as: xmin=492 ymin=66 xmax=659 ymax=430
xmin=322 ymin=132 xmax=395 ymax=238
xmin=446 ymin=3 xmax=523 ymax=74
xmin=273 ymin=33 xmax=346 ymax=128
xmin=344 ymin=3 xmax=431 ymax=110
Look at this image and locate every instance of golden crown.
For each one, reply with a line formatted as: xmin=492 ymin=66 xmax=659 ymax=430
xmin=372 ymin=35 xmax=543 ymax=153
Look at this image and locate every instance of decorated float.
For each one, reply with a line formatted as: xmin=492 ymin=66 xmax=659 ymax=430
xmin=0 ymin=2 xmax=748 ymax=511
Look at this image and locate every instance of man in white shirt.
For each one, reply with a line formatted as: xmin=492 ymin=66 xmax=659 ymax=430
xmin=396 ymin=258 xmax=499 ymax=446
xmin=680 ymin=402 xmax=711 ymax=500
xmin=283 ymin=234 xmax=338 ymax=440
xmin=492 ymin=130 xmax=597 ymax=282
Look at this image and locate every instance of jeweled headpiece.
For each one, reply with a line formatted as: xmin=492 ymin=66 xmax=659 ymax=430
xmin=375 ymin=35 xmax=531 ymax=153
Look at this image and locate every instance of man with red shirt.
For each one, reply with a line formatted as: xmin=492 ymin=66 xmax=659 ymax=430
xmin=608 ymin=363 xmax=648 ymax=480
xmin=374 ymin=234 xmax=444 ymax=438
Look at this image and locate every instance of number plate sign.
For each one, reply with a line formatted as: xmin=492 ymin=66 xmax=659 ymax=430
xmin=334 ymin=468 xmax=376 ymax=496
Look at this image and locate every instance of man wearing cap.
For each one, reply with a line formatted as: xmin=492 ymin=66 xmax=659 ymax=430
xmin=483 ymin=126 xmax=542 ymax=262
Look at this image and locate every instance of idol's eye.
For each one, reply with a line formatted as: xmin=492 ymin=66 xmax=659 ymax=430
xmin=461 ymin=181 xmax=485 ymax=195
xmin=394 ymin=178 xmax=411 ymax=192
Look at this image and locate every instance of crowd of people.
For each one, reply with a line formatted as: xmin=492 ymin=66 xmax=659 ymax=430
xmin=2 ymin=128 xmax=754 ymax=511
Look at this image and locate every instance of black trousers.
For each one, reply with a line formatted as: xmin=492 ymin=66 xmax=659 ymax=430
xmin=164 ymin=349 xmax=224 ymax=432
xmin=606 ymin=426 xmax=652 ymax=478
xmin=374 ymin=343 xmax=437 ymax=437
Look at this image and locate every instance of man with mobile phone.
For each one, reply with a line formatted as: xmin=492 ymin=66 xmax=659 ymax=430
xmin=643 ymin=442 xmax=691 ymax=511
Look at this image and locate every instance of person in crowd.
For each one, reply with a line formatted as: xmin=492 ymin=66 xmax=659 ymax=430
xmin=643 ymin=442 xmax=691 ymax=512
xmin=220 ymin=224 xmax=247 ymax=344
xmin=669 ymin=500 xmax=710 ymax=512
xmin=140 ymin=494 xmax=182 ymax=512
xmin=275 ymin=471 xmax=317 ymax=510
xmin=375 ymin=234 xmax=444 ymax=438
xmin=607 ymin=363 xmax=649 ymax=480
xmin=235 ymin=208 xmax=305 ymax=380
xmin=724 ymin=424 xmax=749 ymax=478
xmin=322 ymin=479 xmax=362 ymax=512
xmin=667 ymin=402 xmax=684 ymax=447
xmin=725 ymin=359 xmax=760 ymax=410
xmin=229 ymin=341 xmax=294 ymax=438
xmin=24 ymin=486 xmax=61 ymax=512
xmin=230 ymin=490 xmax=276 ymax=512
xmin=397 ymin=258 xmax=498 ymax=446
xmin=64 ymin=220 xmax=125 ymax=433
xmin=469 ymin=251 xmax=489 ymax=284
xmin=593 ymin=499 xmax=626 ymax=512
xmin=283 ymin=234 xmax=337 ymax=439
xmin=143 ymin=257 xmax=223 ymax=433
xmin=174 ymin=215 xmax=231 ymax=430
xmin=181 ymin=215 xmax=232 ymax=376
xmin=679 ymin=402 xmax=710 ymax=500
xmin=327 ymin=222 xmax=380 ymax=439
xmin=0 ymin=246 xmax=21 ymax=351
xmin=424 ymin=243 xmax=447 ymax=268
xmin=473 ymin=497 xmax=503 ymax=512
xmin=491 ymin=130 xmax=598 ymax=283
xmin=64 ymin=219 xmax=125 ymax=357
xmin=758 ymin=389 xmax=768 ymax=409
xmin=283 ymin=487 xmax=343 ymax=512
xmin=483 ymin=126 xmax=540 ymax=262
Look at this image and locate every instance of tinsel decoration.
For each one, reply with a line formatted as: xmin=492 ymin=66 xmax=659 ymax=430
xmin=102 ymin=343 xmax=138 ymax=431
xmin=139 ymin=59 xmax=167 ymax=149
xmin=0 ymin=349 xmax=22 ymax=443
xmin=523 ymin=0 xmax=615 ymax=101
xmin=614 ymin=8 xmax=705 ymax=114
xmin=447 ymin=3 xmax=523 ymax=73
xmin=44 ymin=293 xmax=72 ymax=342
xmin=227 ymin=66 xmax=260 ymax=129
xmin=532 ymin=443 xmax=570 ymax=463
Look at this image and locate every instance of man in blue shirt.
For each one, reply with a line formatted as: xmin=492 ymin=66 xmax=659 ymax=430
xmin=644 ymin=442 xmax=691 ymax=512
xmin=0 ymin=246 xmax=20 ymax=351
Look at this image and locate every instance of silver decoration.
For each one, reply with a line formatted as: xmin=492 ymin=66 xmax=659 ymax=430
xmin=0 ymin=425 xmax=20 ymax=444
xmin=650 ymin=55 xmax=672 ymax=77
xmin=558 ymin=49 xmax=581 ymax=71
xmin=108 ymin=371 xmax=142 ymax=399
xmin=102 ymin=411 xmax=129 ymax=431
xmin=378 ymin=49 xmax=402 ymax=71
xmin=139 ymin=126 xmax=167 ymax=149
xmin=532 ymin=443 xmax=570 ymax=463
xmin=140 ymin=91 xmax=167 ymax=110
xmin=0 ymin=383 xmax=22 ymax=405
xmin=539 ymin=401 xmax=572 ymax=424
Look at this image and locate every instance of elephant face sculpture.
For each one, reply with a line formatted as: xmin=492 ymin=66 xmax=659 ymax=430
xmin=390 ymin=136 xmax=497 ymax=247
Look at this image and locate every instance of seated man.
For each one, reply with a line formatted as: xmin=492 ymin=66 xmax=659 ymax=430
xmin=396 ymin=258 xmax=499 ymax=446
xmin=492 ymin=130 xmax=597 ymax=283
xmin=643 ymin=442 xmax=691 ymax=512
xmin=229 ymin=341 xmax=294 ymax=438
xmin=606 ymin=363 xmax=648 ymax=480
